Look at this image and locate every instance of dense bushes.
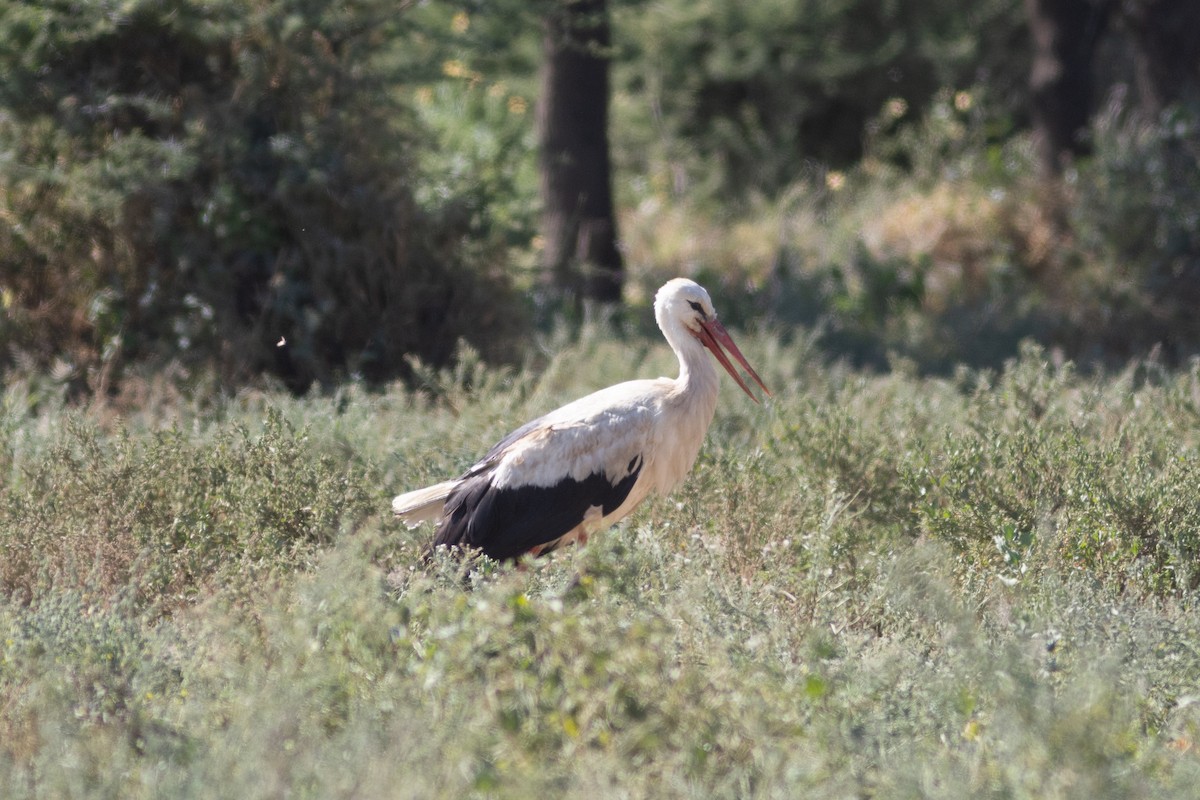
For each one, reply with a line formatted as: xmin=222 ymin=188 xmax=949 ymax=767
xmin=623 ymin=81 xmax=1200 ymax=372
xmin=605 ymin=0 xmax=1200 ymax=370
xmin=3 ymin=340 xmax=1200 ymax=795
xmin=612 ymin=0 xmax=1026 ymax=196
xmin=0 ymin=0 xmax=521 ymax=393
xmin=1066 ymin=101 xmax=1200 ymax=360
xmin=3 ymin=0 xmax=1200 ymax=390
xmin=0 ymin=409 xmax=377 ymax=610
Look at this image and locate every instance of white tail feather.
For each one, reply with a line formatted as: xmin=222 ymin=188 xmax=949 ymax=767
xmin=392 ymin=480 xmax=458 ymax=528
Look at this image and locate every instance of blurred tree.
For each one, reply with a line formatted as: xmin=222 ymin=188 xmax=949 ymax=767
xmin=1117 ymin=0 xmax=1200 ymax=340
xmin=613 ymin=0 xmax=1026 ymax=197
xmin=0 ymin=0 xmax=521 ymax=393
xmin=1044 ymin=0 xmax=1200 ymax=358
xmin=1024 ymin=0 xmax=1200 ymax=176
xmin=538 ymin=0 xmax=624 ymax=304
xmin=1024 ymin=0 xmax=1113 ymax=176
xmin=1120 ymin=0 xmax=1200 ymax=119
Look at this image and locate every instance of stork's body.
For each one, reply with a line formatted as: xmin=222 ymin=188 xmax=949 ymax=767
xmin=392 ymin=279 xmax=768 ymax=561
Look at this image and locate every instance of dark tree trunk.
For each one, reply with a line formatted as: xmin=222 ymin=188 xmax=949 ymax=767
xmin=537 ymin=0 xmax=623 ymax=305
xmin=1119 ymin=0 xmax=1200 ymax=342
xmin=1120 ymin=0 xmax=1200 ymax=118
xmin=1025 ymin=0 xmax=1113 ymax=176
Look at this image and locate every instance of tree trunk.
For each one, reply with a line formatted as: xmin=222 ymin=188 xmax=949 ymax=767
xmin=537 ymin=0 xmax=623 ymax=305
xmin=1024 ymin=0 xmax=1112 ymax=176
xmin=1120 ymin=0 xmax=1200 ymax=118
xmin=1119 ymin=0 xmax=1200 ymax=346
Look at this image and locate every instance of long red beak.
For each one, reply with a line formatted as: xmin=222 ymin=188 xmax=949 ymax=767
xmin=694 ymin=318 xmax=771 ymax=403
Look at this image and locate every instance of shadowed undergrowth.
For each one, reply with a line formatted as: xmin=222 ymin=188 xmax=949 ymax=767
xmin=3 ymin=334 xmax=1200 ymax=797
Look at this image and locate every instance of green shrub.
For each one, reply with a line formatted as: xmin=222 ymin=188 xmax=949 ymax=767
xmin=2 ymin=337 xmax=1200 ymax=796
xmin=1067 ymin=101 xmax=1200 ymax=360
xmin=0 ymin=0 xmax=522 ymax=393
xmin=613 ymin=0 xmax=1025 ymax=196
xmin=0 ymin=408 xmax=378 ymax=610
xmin=906 ymin=345 xmax=1200 ymax=594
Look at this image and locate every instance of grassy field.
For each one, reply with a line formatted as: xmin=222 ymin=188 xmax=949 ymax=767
xmin=3 ymin=329 xmax=1200 ymax=798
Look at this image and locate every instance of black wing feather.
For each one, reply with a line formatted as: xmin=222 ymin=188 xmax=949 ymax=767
xmin=433 ymin=455 xmax=643 ymax=561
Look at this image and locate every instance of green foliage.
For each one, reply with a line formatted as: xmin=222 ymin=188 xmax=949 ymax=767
xmin=403 ymin=2 xmax=541 ymax=249
xmin=2 ymin=0 xmax=1198 ymax=389
xmin=907 ymin=344 xmax=1200 ymax=593
xmin=623 ymin=85 xmax=1200 ymax=374
xmin=613 ymin=0 xmax=1025 ymax=196
xmin=1067 ymin=100 xmax=1200 ymax=358
xmin=410 ymin=78 xmax=539 ymax=259
xmin=2 ymin=335 xmax=1200 ymax=796
xmin=5 ymin=0 xmax=1200 ymax=787
xmin=0 ymin=408 xmax=378 ymax=610
xmin=0 ymin=0 xmax=522 ymax=392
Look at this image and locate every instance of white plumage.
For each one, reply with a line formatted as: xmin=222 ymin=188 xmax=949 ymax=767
xmin=392 ymin=278 xmax=769 ymax=561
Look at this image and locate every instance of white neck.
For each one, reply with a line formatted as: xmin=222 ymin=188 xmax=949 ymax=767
xmin=647 ymin=308 xmax=722 ymax=494
xmin=660 ymin=314 xmax=720 ymax=414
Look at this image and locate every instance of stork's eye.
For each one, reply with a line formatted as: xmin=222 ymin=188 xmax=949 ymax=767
xmin=688 ymin=300 xmax=703 ymax=313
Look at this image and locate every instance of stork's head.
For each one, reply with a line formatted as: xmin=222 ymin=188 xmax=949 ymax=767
xmin=655 ymin=278 xmax=770 ymax=402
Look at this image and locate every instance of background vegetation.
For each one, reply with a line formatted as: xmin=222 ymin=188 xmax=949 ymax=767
xmin=2 ymin=0 xmax=1199 ymax=391
xmin=3 ymin=341 xmax=1200 ymax=797
xmin=0 ymin=0 xmax=522 ymax=394
xmin=3 ymin=0 xmax=1200 ymax=795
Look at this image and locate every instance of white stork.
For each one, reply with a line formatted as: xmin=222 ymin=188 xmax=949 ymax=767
xmin=392 ymin=278 xmax=769 ymax=561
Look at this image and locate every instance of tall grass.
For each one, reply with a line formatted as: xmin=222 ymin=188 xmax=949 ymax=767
xmin=3 ymin=333 xmax=1200 ymax=797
